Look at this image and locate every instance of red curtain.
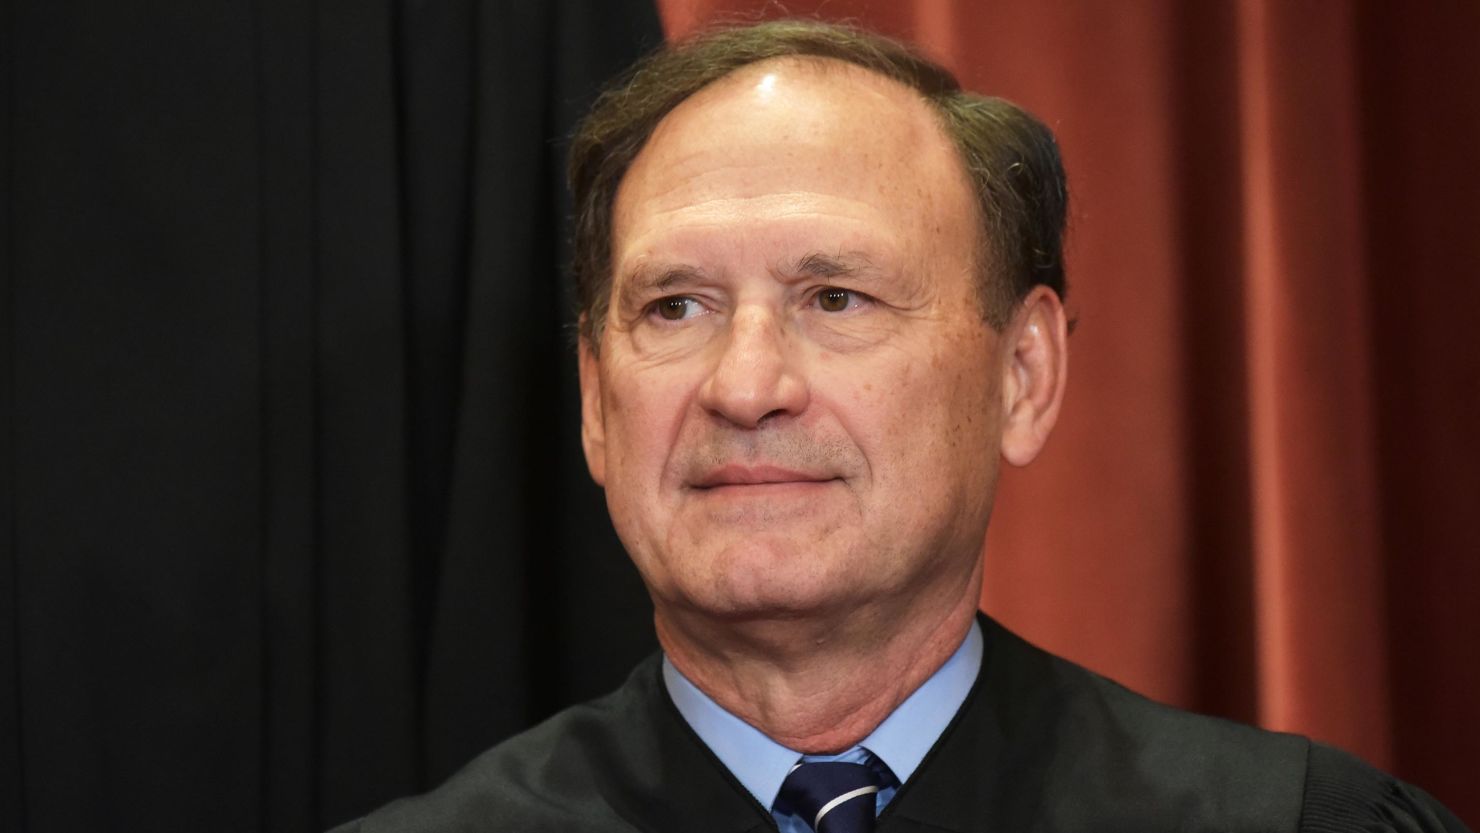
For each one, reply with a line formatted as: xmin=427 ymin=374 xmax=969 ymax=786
xmin=657 ymin=0 xmax=1480 ymax=820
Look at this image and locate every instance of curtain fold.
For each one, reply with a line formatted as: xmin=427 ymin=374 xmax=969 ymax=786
xmin=1232 ymin=0 xmax=1389 ymax=762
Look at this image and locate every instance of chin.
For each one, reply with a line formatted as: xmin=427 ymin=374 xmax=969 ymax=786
xmin=669 ymin=539 xmax=874 ymax=621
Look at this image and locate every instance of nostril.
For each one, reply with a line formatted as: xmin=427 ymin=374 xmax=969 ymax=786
xmin=756 ymin=409 xmax=788 ymax=426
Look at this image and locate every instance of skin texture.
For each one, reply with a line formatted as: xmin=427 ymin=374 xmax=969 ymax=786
xmin=579 ymin=58 xmax=1068 ymax=752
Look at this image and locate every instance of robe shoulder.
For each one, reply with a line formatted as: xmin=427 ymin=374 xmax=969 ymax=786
xmin=330 ymin=656 xmax=660 ymax=833
xmin=327 ymin=654 xmax=771 ymax=833
xmin=958 ymin=622 xmax=1470 ymax=833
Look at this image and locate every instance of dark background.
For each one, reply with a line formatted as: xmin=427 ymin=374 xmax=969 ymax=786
xmin=4 ymin=1 xmax=662 ymax=830
xmin=4 ymin=1 xmax=1477 ymax=831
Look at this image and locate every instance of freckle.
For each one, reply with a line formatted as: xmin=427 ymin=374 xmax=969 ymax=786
xmin=864 ymin=382 xmax=873 ymax=392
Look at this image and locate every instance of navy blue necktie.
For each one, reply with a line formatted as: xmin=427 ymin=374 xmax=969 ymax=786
xmin=775 ymin=760 xmax=889 ymax=833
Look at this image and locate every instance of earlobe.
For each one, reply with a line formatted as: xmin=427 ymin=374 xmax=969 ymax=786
xmin=578 ymin=334 xmax=607 ymax=486
xmin=999 ymin=287 xmax=1069 ymax=467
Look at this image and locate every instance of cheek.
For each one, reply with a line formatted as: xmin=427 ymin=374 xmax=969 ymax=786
xmin=943 ymin=360 xmax=1002 ymax=473
xmin=841 ymin=340 xmax=1000 ymax=477
xmin=600 ymin=361 xmax=697 ymax=484
xmin=938 ymin=344 xmax=1001 ymax=438
xmin=598 ymin=365 xmax=692 ymax=574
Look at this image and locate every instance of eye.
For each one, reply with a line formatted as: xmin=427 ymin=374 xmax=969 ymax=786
xmin=816 ymin=287 xmax=857 ymax=313
xmin=651 ymin=295 xmax=701 ymax=321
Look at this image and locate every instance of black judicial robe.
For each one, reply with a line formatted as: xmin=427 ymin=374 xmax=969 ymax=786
xmin=332 ymin=615 xmax=1470 ymax=832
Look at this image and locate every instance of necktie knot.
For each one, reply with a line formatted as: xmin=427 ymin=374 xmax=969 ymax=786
xmin=775 ymin=759 xmax=890 ymax=833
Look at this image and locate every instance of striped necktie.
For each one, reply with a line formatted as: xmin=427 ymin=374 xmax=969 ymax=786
xmin=775 ymin=760 xmax=889 ymax=833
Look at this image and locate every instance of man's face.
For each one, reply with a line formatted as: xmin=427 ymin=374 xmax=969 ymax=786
xmin=580 ymin=59 xmax=1009 ymax=623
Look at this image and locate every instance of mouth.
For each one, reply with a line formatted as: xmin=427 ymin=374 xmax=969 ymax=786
xmin=690 ymin=464 xmax=840 ymax=491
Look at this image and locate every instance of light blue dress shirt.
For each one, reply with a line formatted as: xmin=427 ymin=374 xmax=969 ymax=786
xmin=662 ymin=620 xmax=983 ymax=832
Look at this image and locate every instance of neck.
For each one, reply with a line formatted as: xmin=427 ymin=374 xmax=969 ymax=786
xmin=657 ymin=568 xmax=983 ymax=753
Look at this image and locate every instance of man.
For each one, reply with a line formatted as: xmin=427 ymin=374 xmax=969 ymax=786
xmin=334 ymin=20 xmax=1468 ymax=833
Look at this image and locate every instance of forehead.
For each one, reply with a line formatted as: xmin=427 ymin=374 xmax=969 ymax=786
xmin=611 ymin=57 xmax=977 ymax=271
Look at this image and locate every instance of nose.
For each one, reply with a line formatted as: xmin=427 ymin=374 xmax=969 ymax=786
xmin=696 ymin=305 xmax=810 ymax=428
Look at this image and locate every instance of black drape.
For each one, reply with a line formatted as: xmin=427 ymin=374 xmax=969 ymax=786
xmin=2 ymin=2 xmax=664 ymax=831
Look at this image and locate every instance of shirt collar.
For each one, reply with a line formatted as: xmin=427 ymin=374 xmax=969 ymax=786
xmin=662 ymin=619 xmax=983 ymax=810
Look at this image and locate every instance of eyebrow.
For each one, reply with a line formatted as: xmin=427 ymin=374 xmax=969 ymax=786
xmin=786 ymin=251 xmax=883 ymax=282
xmin=647 ymin=265 xmax=707 ymax=292
xmin=616 ymin=250 xmax=885 ymax=307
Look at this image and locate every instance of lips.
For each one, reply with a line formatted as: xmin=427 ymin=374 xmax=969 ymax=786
xmin=691 ymin=464 xmax=837 ymax=489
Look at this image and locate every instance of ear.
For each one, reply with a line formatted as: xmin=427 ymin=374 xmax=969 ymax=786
xmin=999 ymin=286 xmax=1069 ymax=467
xmin=577 ymin=329 xmax=607 ymax=486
